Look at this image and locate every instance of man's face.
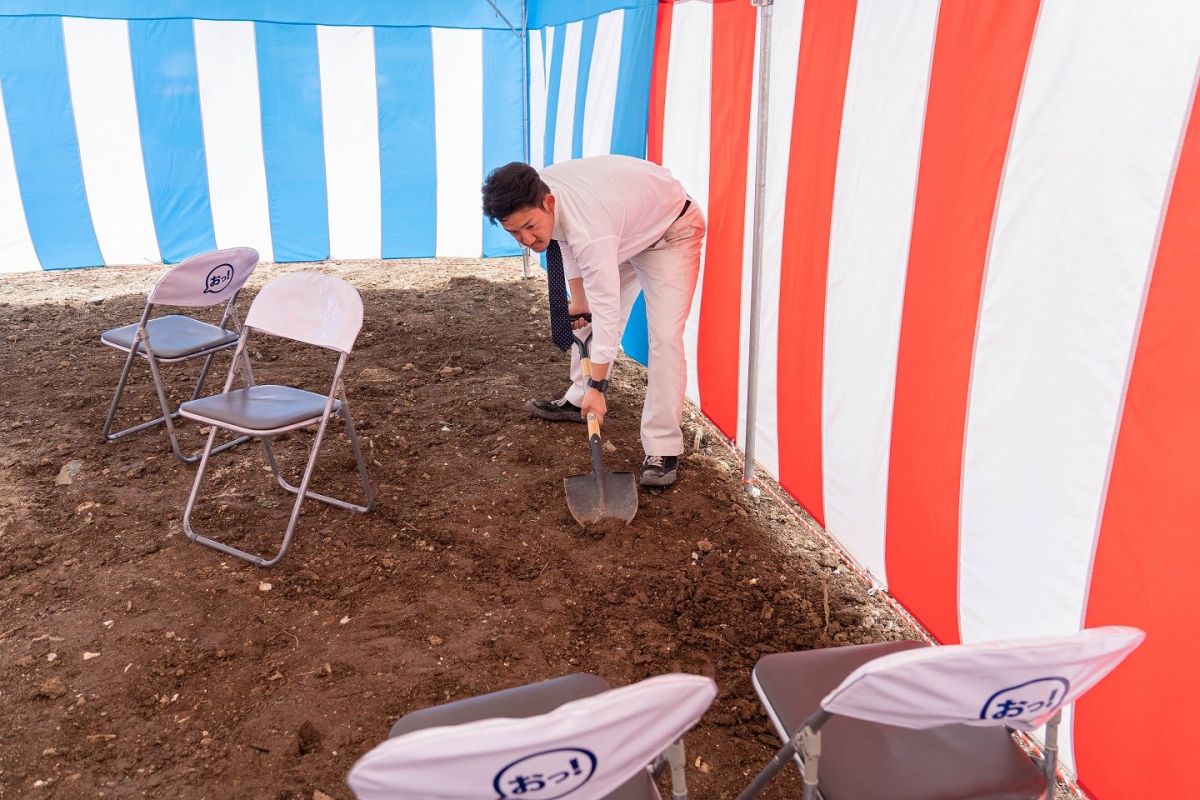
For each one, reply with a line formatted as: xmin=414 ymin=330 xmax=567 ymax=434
xmin=500 ymin=194 xmax=556 ymax=252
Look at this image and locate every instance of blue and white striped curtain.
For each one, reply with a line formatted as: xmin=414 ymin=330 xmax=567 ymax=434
xmin=527 ymin=1 xmax=657 ymax=168
xmin=0 ymin=1 xmax=657 ymax=274
xmin=527 ymin=0 xmax=658 ymax=363
xmin=0 ymin=3 xmax=530 ymax=272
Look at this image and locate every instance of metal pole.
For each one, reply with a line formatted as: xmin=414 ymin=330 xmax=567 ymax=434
xmin=742 ymin=0 xmax=773 ymax=496
xmin=521 ymin=0 xmax=532 ymax=278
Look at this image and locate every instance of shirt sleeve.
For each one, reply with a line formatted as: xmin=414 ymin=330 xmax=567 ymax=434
xmin=566 ymin=235 xmax=622 ymax=364
xmin=560 ymin=240 xmax=582 ymax=281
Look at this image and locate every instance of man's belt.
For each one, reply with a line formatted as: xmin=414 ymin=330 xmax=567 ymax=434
xmin=675 ymin=197 xmax=692 ymax=221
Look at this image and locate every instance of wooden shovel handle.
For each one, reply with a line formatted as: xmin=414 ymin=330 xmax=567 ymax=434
xmin=579 ymin=342 xmax=600 ymax=437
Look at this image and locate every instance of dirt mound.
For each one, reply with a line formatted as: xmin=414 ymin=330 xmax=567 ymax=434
xmin=0 ymin=258 xmax=915 ymax=799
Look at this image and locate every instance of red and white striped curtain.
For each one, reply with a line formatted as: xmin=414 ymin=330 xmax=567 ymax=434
xmin=650 ymin=0 xmax=1200 ymax=796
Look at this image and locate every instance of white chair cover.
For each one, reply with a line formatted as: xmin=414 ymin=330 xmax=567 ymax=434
xmin=245 ymin=272 xmax=364 ymax=353
xmin=347 ymin=673 xmax=717 ymax=800
xmin=148 ymin=247 xmax=259 ymax=307
xmin=820 ymin=626 xmax=1144 ymax=732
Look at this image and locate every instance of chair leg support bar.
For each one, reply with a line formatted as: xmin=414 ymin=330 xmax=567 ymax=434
xmin=183 ymin=426 xmax=297 ymax=568
xmin=103 ymin=409 xmax=184 ymax=441
xmin=1041 ymin=711 xmax=1062 ymax=794
xmin=188 ymin=351 xmax=219 ymax=401
xmin=101 ymin=343 xmax=145 ymax=442
xmin=734 ymin=739 xmax=798 ymax=800
xmin=261 ymin=406 xmax=374 ymax=514
xmin=102 ymin=341 xmax=247 ymax=462
xmin=185 ymin=418 xmax=372 ymax=568
xmin=667 ymin=739 xmax=689 ymax=800
xmin=146 ymin=343 xmax=204 ymax=465
xmin=800 ymin=726 xmax=821 ymax=800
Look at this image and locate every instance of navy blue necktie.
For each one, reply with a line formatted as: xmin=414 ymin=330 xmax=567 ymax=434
xmin=546 ymin=240 xmax=573 ymax=352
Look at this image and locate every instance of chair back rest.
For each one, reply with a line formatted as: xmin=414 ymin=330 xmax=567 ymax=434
xmin=347 ymin=673 xmax=717 ymax=800
xmin=245 ymin=272 xmax=364 ymax=353
xmin=818 ymin=626 xmax=1144 ymax=732
xmin=147 ymin=247 xmax=259 ymax=307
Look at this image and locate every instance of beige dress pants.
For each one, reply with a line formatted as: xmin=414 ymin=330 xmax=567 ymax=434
xmin=562 ymin=202 xmax=706 ymax=457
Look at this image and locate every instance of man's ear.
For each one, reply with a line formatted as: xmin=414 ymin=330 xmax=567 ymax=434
xmin=544 ymin=193 xmax=556 ymax=214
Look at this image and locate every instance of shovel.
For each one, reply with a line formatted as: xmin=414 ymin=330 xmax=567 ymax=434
xmin=563 ymin=328 xmax=638 ymax=525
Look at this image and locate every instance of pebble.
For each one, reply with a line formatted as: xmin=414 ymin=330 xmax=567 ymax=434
xmin=36 ymin=677 xmax=67 ymax=699
xmin=54 ymin=460 xmax=83 ymax=486
xmin=82 ymin=652 xmax=101 ymax=660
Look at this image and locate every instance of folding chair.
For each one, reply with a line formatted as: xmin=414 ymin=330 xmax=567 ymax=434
xmin=736 ymin=626 xmax=1144 ymax=800
xmin=179 ymin=272 xmax=374 ymax=567
xmin=101 ymin=247 xmax=260 ymax=463
xmin=347 ymin=672 xmax=717 ymax=800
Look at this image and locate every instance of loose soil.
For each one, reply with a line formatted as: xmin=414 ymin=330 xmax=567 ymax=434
xmin=0 ymin=258 xmax=919 ymax=799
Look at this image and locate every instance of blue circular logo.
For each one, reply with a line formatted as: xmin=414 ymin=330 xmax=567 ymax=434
xmin=493 ymin=747 xmax=598 ymax=799
xmin=203 ymin=263 xmax=235 ymax=294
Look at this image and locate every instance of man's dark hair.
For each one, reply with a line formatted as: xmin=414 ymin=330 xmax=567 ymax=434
xmin=481 ymin=162 xmax=550 ymax=223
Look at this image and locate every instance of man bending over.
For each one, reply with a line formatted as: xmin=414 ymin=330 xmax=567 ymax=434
xmin=481 ymin=155 xmax=706 ymax=487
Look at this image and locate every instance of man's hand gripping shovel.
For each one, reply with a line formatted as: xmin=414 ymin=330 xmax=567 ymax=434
xmin=563 ymin=317 xmax=638 ymax=526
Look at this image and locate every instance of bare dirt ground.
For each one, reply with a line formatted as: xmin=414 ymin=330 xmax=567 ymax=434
xmin=0 ymin=257 xmax=922 ymax=799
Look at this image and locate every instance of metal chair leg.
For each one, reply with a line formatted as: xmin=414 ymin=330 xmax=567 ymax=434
xmin=261 ymin=401 xmax=374 ymax=513
xmin=735 ymin=739 xmax=797 ymax=800
xmin=185 ymin=413 xmax=371 ymax=567
xmin=144 ymin=348 xmax=247 ymax=464
xmin=183 ymin=349 xmax=371 ymax=567
xmin=103 ymin=338 xmax=248 ymax=460
xmin=188 ymin=350 xmax=220 ymax=401
xmin=666 ymin=739 xmax=690 ymax=800
xmin=101 ymin=341 xmax=165 ymax=442
xmin=737 ymin=718 xmax=826 ymax=800
xmin=1041 ymin=711 xmax=1062 ymax=796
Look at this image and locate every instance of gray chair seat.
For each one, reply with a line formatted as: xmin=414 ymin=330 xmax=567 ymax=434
xmin=388 ymin=673 xmax=659 ymax=800
xmin=753 ymin=641 xmax=1047 ymax=800
xmin=101 ymin=315 xmax=238 ymax=359
xmin=180 ymin=385 xmax=340 ymax=431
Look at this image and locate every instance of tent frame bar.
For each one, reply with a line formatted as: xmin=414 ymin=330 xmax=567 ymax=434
xmin=485 ymin=0 xmax=533 ymax=279
xmin=743 ymin=0 xmax=773 ymax=495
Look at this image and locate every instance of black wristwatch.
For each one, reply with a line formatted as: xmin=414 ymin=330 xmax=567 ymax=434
xmin=587 ymin=377 xmax=609 ymax=394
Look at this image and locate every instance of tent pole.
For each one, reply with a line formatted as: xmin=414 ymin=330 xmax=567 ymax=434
xmin=521 ymin=0 xmax=532 ymax=279
xmin=485 ymin=0 xmax=532 ymax=278
xmin=742 ymin=0 xmax=773 ymax=497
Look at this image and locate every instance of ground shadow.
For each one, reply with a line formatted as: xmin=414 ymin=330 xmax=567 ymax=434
xmin=0 ymin=261 xmax=911 ymax=799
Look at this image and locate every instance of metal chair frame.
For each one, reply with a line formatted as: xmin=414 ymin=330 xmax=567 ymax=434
xmin=101 ymin=297 xmax=250 ymax=463
xmin=181 ymin=326 xmax=374 ymax=567
xmin=101 ymin=248 xmax=259 ymax=462
xmin=735 ymin=626 xmax=1145 ymax=800
xmin=348 ymin=672 xmax=715 ymax=800
xmin=737 ymin=707 xmax=1062 ymax=800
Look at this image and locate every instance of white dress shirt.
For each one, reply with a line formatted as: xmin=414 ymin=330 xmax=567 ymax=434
xmin=541 ymin=155 xmax=688 ymax=365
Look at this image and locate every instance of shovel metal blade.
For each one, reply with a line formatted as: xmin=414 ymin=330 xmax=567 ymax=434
xmin=564 ymin=468 xmax=639 ymax=525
